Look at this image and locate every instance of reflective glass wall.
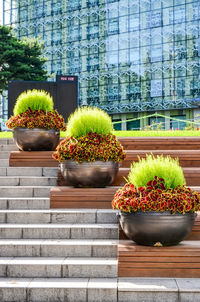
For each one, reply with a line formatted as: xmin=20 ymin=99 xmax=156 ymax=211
xmin=2 ymin=0 xmax=200 ymax=126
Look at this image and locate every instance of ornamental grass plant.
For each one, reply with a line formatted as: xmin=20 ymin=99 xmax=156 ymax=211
xmin=128 ymin=154 xmax=186 ymax=189
xmin=6 ymin=89 xmax=66 ymax=131
xmin=13 ymin=89 xmax=53 ymax=115
xmin=66 ymin=107 xmax=114 ymax=137
xmin=53 ymin=106 xmax=125 ymax=163
xmin=112 ymin=155 xmax=200 ymax=214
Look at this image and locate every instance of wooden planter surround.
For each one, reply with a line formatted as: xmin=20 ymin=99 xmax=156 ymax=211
xmin=9 ymin=136 xmax=200 ymax=278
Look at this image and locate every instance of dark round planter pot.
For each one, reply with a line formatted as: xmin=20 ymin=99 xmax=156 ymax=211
xmin=119 ymin=211 xmax=196 ymax=246
xmin=60 ymin=160 xmax=119 ymax=188
xmin=13 ymin=127 xmax=60 ymax=151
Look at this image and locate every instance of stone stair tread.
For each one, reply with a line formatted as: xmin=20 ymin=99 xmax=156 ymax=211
xmin=0 ymin=223 xmax=117 ymax=228
xmin=0 ymin=277 xmax=117 ymax=288
xmin=0 ymin=239 xmax=118 ymax=257
xmin=0 ymin=197 xmax=49 ymax=200
xmin=0 ymin=257 xmax=117 ymax=263
xmin=0 ymin=209 xmax=116 ymax=213
xmin=0 ymin=186 xmax=53 ymax=188
xmin=0 ymin=238 xmax=118 ymax=244
xmin=0 ymin=159 xmax=9 ymax=167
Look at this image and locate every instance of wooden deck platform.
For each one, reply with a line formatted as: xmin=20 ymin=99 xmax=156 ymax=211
xmin=118 ymin=240 xmax=200 ymax=278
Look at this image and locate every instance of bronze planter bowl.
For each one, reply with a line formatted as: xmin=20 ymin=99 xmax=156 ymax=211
xmin=119 ymin=211 xmax=196 ymax=246
xmin=13 ymin=127 xmax=60 ymax=151
xmin=60 ymin=160 xmax=119 ymax=188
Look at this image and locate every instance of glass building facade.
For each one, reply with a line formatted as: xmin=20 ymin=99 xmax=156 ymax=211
xmin=1 ymin=0 xmax=200 ymax=129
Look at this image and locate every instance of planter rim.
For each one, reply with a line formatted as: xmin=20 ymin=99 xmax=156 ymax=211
xmin=120 ymin=210 xmax=197 ymax=216
xmin=13 ymin=127 xmax=59 ymax=131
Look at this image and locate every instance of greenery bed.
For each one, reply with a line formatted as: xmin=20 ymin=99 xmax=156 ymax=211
xmin=1 ymin=130 xmax=200 ymax=139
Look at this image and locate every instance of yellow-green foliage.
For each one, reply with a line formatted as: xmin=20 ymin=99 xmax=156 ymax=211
xmin=13 ymin=89 xmax=54 ymax=116
xmin=128 ymin=154 xmax=186 ymax=189
xmin=66 ymin=106 xmax=114 ymax=137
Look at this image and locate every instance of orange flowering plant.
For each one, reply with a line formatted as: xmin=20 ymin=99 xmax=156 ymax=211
xmin=112 ymin=176 xmax=200 ymax=214
xmin=53 ymin=132 xmax=125 ymax=163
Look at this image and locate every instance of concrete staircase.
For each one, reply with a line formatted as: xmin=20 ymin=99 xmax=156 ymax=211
xmin=0 ymin=138 xmax=118 ymax=302
xmin=1 ymin=138 xmax=200 ymax=302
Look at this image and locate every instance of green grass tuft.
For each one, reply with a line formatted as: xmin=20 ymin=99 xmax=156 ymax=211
xmin=66 ymin=107 xmax=114 ymax=138
xmin=128 ymin=154 xmax=186 ymax=189
xmin=13 ymin=89 xmax=54 ymax=116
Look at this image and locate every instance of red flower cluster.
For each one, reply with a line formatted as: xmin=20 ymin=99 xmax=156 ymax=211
xmin=53 ymin=132 xmax=126 ymax=163
xmin=112 ymin=176 xmax=200 ymax=214
xmin=6 ymin=108 xmax=66 ymax=131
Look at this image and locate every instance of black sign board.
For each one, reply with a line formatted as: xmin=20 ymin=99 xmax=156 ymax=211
xmin=8 ymin=77 xmax=78 ymax=121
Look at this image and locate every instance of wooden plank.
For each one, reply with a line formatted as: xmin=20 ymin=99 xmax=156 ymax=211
xmin=9 ymin=151 xmax=58 ymax=167
xmin=50 ymin=186 xmax=119 ymax=209
xmin=118 ymin=240 xmax=200 ymax=277
xmin=118 ymin=137 xmax=200 ymax=150
xmin=118 ymin=268 xmax=200 ymax=278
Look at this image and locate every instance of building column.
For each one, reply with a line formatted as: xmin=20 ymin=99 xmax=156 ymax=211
xmin=121 ymin=114 xmax=127 ymax=131
xmin=165 ymin=111 xmax=170 ymax=130
xmin=193 ymin=109 xmax=200 ymax=127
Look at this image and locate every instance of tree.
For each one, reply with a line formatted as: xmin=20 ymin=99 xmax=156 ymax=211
xmin=0 ymin=26 xmax=49 ymax=94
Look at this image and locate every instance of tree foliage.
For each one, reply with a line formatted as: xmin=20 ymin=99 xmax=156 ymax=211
xmin=0 ymin=26 xmax=49 ymax=94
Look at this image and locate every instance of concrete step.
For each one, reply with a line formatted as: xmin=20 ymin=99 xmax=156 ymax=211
xmin=0 ymin=177 xmax=57 ymax=186
xmin=0 ymin=257 xmax=118 ymax=278
xmin=0 ymin=277 xmax=117 ymax=302
xmin=0 ymin=138 xmax=14 ymax=145
xmin=0 ymin=224 xmax=118 ymax=239
xmin=0 ymin=167 xmax=58 ymax=177
xmin=0 ymin=209 xmax=118 ymax=224
xmin=0 ymin=144 xmax=18 ymax=151
xmin=0 ymin=151 xmax=10 ymax=159
xmin=0 ymin=277 xmax=198 ymax=302
xmin=0 ymin=239 xmax=118 ymax=257
xmin=0 ymin=159 xmax=9 ymax=167
xmin=118 ymin=278 xmax=199 ymax=302
xmin=0 ymin=186 xmax=51 ymax=198
xmin=0 ymin=198 xmax=50 ymax=210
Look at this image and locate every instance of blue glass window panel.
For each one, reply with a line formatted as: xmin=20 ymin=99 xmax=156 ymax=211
xmin=107 ymin=2 xmax=119 ymax=18
xmin=106 ymin=35 xmax=119 ymax=51
xmin=68 ymin=27 xmax=81 ymax=41
xmin=119 ymin=33 xmax=129 ymax=50
xmin=106 ymin=51 xmax=118 ymax=65
xmin=173 ymin=6 xmax=185 ymax=24
xmin=151 ymin=45 xmax=163 ymax=62
xmin=130 ymin=1 xmax=139 ymax=14
xmin=129 ymin=31 xmax=139 ymax=48
xmin=130 ymin=49 xmax=140 ymax=64
xmin=163 ymin=25 xmax=173 ymax=43
xmin=150 ymin=10 xmax=162 ymax=28
xmin=119 ymin=0 xmax=128 ymax=16
xmin=151 ymin=0 xmax=161 ymax=10
xmin=151 ymin=80 xmax=163 ymax=97
xmin=119 ymin=49 xmax=129 ymax=64
xmin=129 ymin=14 xmax=140 ymax=31
xmin=108 ymin=18 xmax=119 ymax=34
xmin=119 ymin=16 xmax=128 ymax=33
xmin=68 ymin=0 xmax=81 ymax=11
xmin=140 ymin=29 xmax=150 ymax=46
xmin=140 ymin=0 xmax=150 ymax=12
xmin=151 ymin=28 xmax=162 ymax=44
